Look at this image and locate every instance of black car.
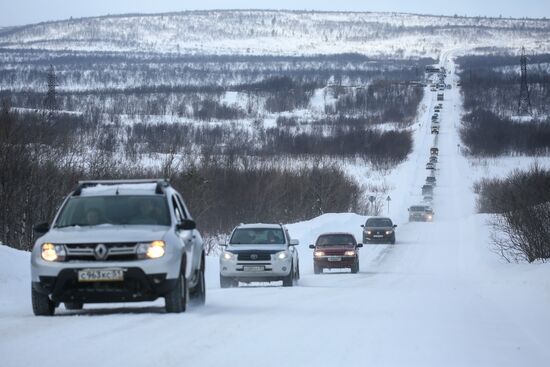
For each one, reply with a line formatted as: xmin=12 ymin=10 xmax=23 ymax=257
xmin=361 ymin=217 xmax=397 ymax=244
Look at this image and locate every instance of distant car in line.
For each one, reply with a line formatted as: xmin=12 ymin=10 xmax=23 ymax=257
xmin=422 ymin=184 xmax=434 ymax=196
xmin=430 ymin=147 xmax=439 ymax=156
xmin=426 ymin=162 xmax=436 ymax=170
xmin=408 ymin=205 xmax=434 ymax=222
xmin=426 ymin=176 xmax=437 ymax=185
xmin=361 ymin=216 xmax=397 ymax=245
xmin=310 ymin=233 xmax=363 ymax=274
xmin=431 ymin=127 xmax=439 ymax=134
xmin=429 ymin=156 xmax=438 ymax=163
xmin=423 ymin=195 xmax=434 ymax=204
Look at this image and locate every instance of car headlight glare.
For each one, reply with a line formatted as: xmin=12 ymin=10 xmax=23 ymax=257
xmin=385 ymin=230 xmax=393 ymax=235
xmin=314 ymin=251 xmax=325 ymax=257
xmin=137 ymin=240 xmax=165 ymax=259
xmin=366 ymin=230 xmax=372 ymax=235
xmin=344 ymin=250 xmax=356 ymax=256
xmin=41 ymin=243 xmax=66 ymax=262
xmin=221 ymin=251 xmax=236 ymax=261
xmin=275 ymin=251 xmax=289 ymax=260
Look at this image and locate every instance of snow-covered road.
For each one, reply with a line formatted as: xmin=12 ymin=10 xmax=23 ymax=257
xmin=1 ymin=54 xmax=550 ymax=367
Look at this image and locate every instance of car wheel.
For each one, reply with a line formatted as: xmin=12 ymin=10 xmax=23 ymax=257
xmin=313 ymin=263 xmax=322 ymax=274
xmin=295 ymin=263 xmax=300 ymax=281
xmin=32 ymin=286 xmax=55 ymax=316
xmin=351 ymin=260 xmax=359 ymax=274
xmin=391 ymin=235 xmax=396 ymax=245
xmin=190 ymin=264 xmax=206 ymax=306
xmin=165 ymin=262 xmax=188 ymax=313
xmin=64 ymin=302 xmax=83 ymax=310
xmin=282 ymin=265 xmax=294 ymax=287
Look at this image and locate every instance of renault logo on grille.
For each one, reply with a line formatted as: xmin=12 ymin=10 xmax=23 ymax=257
xmin=250 ymin=254 xmax=258 ymax=260
xmin=94 ymin=244 xmax=108 ymax=260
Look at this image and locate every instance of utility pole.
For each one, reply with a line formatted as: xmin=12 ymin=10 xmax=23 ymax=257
xmin=518 ymin=47 xmax=532 ymax=116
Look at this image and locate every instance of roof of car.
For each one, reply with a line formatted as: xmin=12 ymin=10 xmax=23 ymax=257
xmin=236 ymin=223 xmax=283 ymax=229
xmin=366 ymin=216 xmax=392 ymax=220
xmin=79 ymin=183 xmax=164 ymax=197
xmin=317 ymin=232 xmax=355 ymax=237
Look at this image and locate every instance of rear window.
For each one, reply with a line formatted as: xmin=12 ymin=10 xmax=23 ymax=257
xmin=316 ymin=234 xmax=356 ymax=247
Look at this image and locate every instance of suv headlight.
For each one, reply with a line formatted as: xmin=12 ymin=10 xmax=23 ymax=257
xmin=137 ymin=240 xmax=165 ymax=259
xmin=385 ymin=230 xmax=393 ymax=235
xmin=275 ymin=251 xmax=289 ymax=260
xmin=221 ymin=251 xmax=236 ymax=261
xmin=314 ymin=251 xmax=325 ymax=257
xmin=41 ymin=243 xmax=66 ymax=262
xmin=365 ymin=230 xmax=372 ymax=235
xmin=344 ymin=250 xmax=356 ymax=256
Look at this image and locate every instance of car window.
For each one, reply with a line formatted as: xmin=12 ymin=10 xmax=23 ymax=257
xmin=230 ymin=228 xmax=285 ymax=245
xmin=55 ymin=196 xmax=171 ymax=227
xmin=172 ymin=195 xmax=185 ymax=222
xmin=316 ymin=234 xmax=356 ymax=246
xmin=365 ymin=218 xmax=393 ymax=227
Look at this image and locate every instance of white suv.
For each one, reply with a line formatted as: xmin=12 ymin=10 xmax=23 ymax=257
xmin=219 ymin=223 xmax=300 ymax=287
xmin=30 ymin=179 xmax=205 ymax=315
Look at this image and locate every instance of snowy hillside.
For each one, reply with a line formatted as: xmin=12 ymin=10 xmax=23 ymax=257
xmin=1 ymin=10 xmax=549 ymax=57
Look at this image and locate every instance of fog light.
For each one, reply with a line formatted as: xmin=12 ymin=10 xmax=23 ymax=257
xmin=282 ymin=266 xmax=287 ymax=271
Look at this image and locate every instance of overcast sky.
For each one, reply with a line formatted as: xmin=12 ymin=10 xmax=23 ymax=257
xmin=1 ymin=0 xmax=549 ymax=27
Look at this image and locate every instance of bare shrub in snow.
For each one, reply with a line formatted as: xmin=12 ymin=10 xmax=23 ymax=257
xmin=476 ymin=164 xmax=550 ymax=262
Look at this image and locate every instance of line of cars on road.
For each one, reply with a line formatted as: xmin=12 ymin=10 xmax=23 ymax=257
xmin=408 ymin=68 xmax=447 ymax=222
xmin=30 ymin=179 xmax=400 ymax=315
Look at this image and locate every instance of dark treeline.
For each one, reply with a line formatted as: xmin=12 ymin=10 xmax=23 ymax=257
xmin=0 ymin=103 xmax=361 ymax=250
xmin=457 ymin=54 xmax=550 ymax=116
xmin=460 ymin=110 xmax=550 ymax=156
xmin=457 ymin=54 xmax=550 ymax=156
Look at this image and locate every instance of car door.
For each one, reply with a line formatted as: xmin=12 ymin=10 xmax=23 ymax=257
xmin=174 ymin=194 xmax=203 ymax=275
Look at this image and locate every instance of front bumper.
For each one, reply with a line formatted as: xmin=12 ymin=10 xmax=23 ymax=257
xmin=219 ymin=258 xmax=292 ymax=280
xmin=314 ymin=256 xmax=357 ymax=268
xmin=363 ymin=232 xmax=395 ymax=243
xmin=32 ymin=267 xmax=177 ymax=303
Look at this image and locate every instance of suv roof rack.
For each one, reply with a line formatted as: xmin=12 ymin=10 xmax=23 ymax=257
xmin=73 ymin=179 xmax=170 ymax=196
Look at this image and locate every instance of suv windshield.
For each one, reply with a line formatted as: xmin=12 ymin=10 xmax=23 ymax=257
xmin=316 ymin=234 xmax=356 ymax=246
xmin=365 ymin=218 xmax=393 ymax=227
xmin=410 ymin=206 xmax=427 ymax=212
xmin=55 ymin=196 xmax=171 ymax=227
xmin=230 ymin=228 xmax=285 ymax=245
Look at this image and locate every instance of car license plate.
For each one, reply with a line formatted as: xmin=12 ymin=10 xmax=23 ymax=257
xmin=374 ymin=235 xmax=384 ymax=238
xmin=78 ymin=268 xmax=124 ymax=282
xmin=243 ymin=266 xmax=264 ymax=272
xmin=328 ymin=256 xmax=342 ymax=262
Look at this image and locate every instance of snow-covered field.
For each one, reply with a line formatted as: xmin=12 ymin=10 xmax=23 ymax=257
xmin=1 ymin=52 xmax=550 ymax=367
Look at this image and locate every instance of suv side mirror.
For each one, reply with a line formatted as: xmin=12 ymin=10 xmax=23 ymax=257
xmin=177 ymin=219 xmax=196 ymax=230
xmin=308 ymin=244 xmax=315 ymax=249
xmin=33 ymin=222 xmax=50 ymax=235
xmin=289 ymin=239 xmax=299 ymax=246
xmin=393 ymin=224 xmax=397 ymax=228
xmin=356 ymin=243 xmax=363 ymax=248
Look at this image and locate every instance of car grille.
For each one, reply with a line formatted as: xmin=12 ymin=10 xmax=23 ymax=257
xmin=64 ymin=243 xmax=138 ymax=261
xmin=236 ymin=251 xmax=273 ymax=261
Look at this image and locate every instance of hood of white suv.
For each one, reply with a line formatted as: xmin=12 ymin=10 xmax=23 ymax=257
xmin=225 ymin=244 xmax=287 ymax=252
xmin=37 ymin=224 xmax=169 ymax=244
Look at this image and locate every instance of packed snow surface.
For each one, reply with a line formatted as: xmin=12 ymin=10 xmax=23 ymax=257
xmin=1 ymin=53 xmax=550 ymax=367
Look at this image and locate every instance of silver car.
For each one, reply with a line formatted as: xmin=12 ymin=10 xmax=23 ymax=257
xmin=219 ymin=223 xmax=300 ymax=287
xmin=31 ymin=179 xmax=205 ymax=315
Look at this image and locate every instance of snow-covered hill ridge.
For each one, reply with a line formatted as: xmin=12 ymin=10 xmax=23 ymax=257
xmin=1 ymin=10 xmax=549 ymax=57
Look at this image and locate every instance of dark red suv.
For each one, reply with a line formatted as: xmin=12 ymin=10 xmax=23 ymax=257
xmin=309 ymin=233 xmax=362 ymax=274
